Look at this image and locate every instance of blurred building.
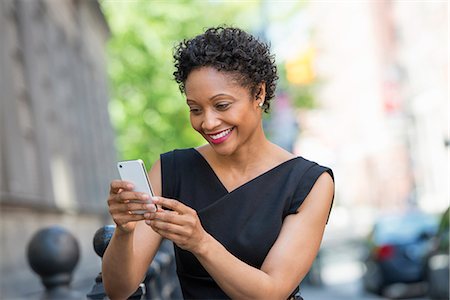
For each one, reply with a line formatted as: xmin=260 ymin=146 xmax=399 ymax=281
xmin=391 ymin=1 xmax=449 ymax=214
xmin=0 ymin=0 xmax=116 ymax=298
xmin=287 ymin=1 xmax=448 ymax=240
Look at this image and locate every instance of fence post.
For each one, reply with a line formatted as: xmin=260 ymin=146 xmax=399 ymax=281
xmin=27 ymin=226 xmax=82 ymax=299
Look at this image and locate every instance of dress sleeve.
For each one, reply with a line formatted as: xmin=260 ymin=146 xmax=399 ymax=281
xmin=287 ymin=164 xmax=334 ymax=218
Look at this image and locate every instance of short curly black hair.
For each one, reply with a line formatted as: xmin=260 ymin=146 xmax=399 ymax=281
xmin=173 ymin=26 xmax=278 ymax=113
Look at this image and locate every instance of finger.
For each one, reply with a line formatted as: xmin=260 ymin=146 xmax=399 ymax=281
xmin=145 ymin=209 xmax=179 ymax=218
xmin=151 ymin=197 xmax=191 ymax=214
xmin=110 ymin=180 xmax=134 ymax=194
xmin=143 ymin=207 xmax=173 ymax=219
xmin=146 ymin=211 xmax=187 ymax=226
xmin=111 ymin=201 xmax=156 ymax=215
xmin=109 ymin=192 xmax=146 ymax=206
xmin=117 ymin=191 xmax=151 ymax=204
xmin=129 ymin=203 xmax=158 ymax=214
xmin=116 ymin=213 xmax=145 ymax=224
xmin=145 ymin=219 xmax=189 ymax=236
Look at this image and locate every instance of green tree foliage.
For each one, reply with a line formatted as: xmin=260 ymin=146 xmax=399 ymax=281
xmin=277 ymin=64 xmax=316 ymax=110
xmin=101 ymin=1 xmax=258 ymax=166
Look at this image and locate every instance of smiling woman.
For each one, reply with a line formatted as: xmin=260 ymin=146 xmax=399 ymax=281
xmin=102 ymin=26 xmax=335 ymax=300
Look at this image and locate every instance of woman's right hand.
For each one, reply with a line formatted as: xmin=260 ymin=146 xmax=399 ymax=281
xmin=107 ymin=180 xmax=155 ymax=234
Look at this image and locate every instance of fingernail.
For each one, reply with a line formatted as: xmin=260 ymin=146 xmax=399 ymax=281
xmin=127 ymin=184 xmax=134 ymax=189
xmin=142 ymin=194 xmax=150 ymax=200
xmin=145 ymin=220 xmax=151 ymax=225
xmin=146 ymin=204 xmax=156 ymax=212
xmin=144 ymin=213 xmax=150 ymax=218
xmin=151 ymin=196 xmax=158 ymax=202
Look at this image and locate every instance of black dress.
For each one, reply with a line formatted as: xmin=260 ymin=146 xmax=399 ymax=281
xmin=160 ymin=148 xmax=333 ymax=299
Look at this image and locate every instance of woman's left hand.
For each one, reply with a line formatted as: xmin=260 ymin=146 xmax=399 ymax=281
xmin=144 ymin=196 xmax=208 ymax=253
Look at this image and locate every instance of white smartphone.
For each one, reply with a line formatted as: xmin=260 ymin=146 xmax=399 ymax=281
xmin=117 ymin=159 xmax=156 ymax=214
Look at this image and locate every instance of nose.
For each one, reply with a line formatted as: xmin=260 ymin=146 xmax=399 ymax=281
xmin=201 ymin=109 xmax=221 ymax=132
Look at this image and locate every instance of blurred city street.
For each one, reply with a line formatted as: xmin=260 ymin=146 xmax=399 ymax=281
xmin=1 ymin=1 xmax=447 ymax=299
xmin=300 ymin=235 xmax=431 ymax=300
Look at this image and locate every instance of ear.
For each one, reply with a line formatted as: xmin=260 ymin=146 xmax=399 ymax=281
xmin=254 ymin=82 xmax=266 ymax=104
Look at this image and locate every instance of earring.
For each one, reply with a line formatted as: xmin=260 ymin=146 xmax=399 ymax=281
xmin=258 ymin=101 xmax=264 ymax=108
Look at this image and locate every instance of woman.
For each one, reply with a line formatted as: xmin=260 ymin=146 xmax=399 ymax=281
xmin=103 ymin=26 xmax=334 ymax=300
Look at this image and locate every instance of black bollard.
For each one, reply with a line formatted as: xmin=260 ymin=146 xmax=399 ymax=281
xmin=92 ymin=225 xmax=116 ymax=259
xmin=27 ymin=225 xmax=82 ymax=300
xmin=87 ymin=225 xmax=145 ymax=300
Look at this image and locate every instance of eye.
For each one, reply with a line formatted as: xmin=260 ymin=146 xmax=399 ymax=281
xmin=189 ymin=107 xmax=202 ymax=115
xmin=216 ymin=103 xmax=230 ymax=111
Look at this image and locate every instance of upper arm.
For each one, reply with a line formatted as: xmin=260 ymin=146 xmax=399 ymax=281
xmin=261 ymin=172 xmax=334 ymax=297
xmin=148 ymin=158 xmax=162 ymax=196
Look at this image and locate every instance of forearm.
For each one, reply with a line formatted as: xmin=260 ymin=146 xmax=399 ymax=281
xmin=194 ymin=234 xmax=285 ymax=300
xmin=148 ymin=197 xmax=295 ymax=299
xmin=102 ymin=230 xmax=143 ymax=299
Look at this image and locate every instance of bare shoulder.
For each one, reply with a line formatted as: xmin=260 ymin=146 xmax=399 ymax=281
xmin=314 ymin=171 xmax=334 ymax=194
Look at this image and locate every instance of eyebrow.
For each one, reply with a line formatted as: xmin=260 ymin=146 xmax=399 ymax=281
xmin=186 ymin=93 xmax=233 ymax=104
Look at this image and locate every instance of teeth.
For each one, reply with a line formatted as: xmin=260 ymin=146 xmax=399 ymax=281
xmin=210 ymin=128 xmax=232 ymax=140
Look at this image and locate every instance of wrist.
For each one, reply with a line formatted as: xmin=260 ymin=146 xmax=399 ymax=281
xmin=192 ymin=232 xmax=213 ymax=257
xmin=115 ymin=225 xmax=135 ymax=237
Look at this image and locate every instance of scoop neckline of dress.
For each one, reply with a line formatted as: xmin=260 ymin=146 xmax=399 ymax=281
xmin=190 ymin=148 xmax=300 ymax=194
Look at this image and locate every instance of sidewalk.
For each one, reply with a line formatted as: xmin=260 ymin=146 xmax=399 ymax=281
xmin=300 ymin=282 xmax=384 ymax=300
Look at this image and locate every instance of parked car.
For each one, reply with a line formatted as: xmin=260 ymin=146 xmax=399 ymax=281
xmin=362 ymin=210 xmax=438 ymax=296
xmin=424 ymin=207 xmax=449 ymax=300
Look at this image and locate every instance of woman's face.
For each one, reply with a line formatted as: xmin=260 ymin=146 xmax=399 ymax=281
xmin=185 ymin=67 xmax=264 ymax=156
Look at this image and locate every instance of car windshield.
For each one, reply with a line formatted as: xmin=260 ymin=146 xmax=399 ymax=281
xmin=374 ymin=212 xmax=438 ymax=244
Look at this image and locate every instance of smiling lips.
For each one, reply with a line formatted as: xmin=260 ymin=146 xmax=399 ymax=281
xmin=207 ymin=127 xmax=234 ymax=144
